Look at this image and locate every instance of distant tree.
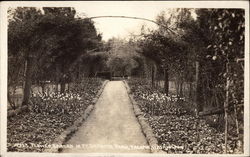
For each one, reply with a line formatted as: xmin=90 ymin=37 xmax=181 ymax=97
xmin=8 ymin=7 xmax=44 ymax=107
xmin=136 ymin=9 xmax=194 ymax=95
xmin=39 ymin=7 xmax=102 ymax=92
xmin=106 ymin=38 xmax=140 ymax=76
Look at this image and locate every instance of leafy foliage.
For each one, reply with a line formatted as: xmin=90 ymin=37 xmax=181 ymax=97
xmin=8 ymin=7 xmax=102 ymax=106
xmin=136 ymin=8 xmax=244 ymax=144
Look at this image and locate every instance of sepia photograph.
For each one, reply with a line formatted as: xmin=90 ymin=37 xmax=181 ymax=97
xmin=0 ymin=1 xmax=249 ymax=157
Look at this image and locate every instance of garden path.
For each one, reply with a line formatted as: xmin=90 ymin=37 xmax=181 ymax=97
xmin=62 ymin=81 xmax=150 ymax=153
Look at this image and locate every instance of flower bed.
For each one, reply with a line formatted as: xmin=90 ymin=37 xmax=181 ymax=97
xmin=127 ymin=78 xmax=240 ymax=154
xmin=7 ymin=78 xmax=103 ymax=152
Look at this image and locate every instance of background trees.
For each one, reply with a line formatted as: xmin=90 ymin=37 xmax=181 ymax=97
xmin=105 ymin=38 xmax=141 ymax=77
xmin=8 ymin=7 xmax=44 ymax=108
xmin=134 ymin=8 xmax=244 ymax=153
xmin=136 ymin=9 xmax=194 ymax=96
xmin=8 ymin=7 xmax=101 ymax=107
xmin=196 ymin=9 xmax=245 ymax=152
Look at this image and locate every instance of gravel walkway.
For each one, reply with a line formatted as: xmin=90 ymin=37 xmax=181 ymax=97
xmin=62 ymin=81 xmax=150 ymax=153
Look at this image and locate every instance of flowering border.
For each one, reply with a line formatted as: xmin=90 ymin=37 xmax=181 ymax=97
xmin=43 ymin=80 xmax=109 ymax=153
xmin=123 ymin=80 xmax=165 ymax=154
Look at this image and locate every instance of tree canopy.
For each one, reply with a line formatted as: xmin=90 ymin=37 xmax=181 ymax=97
xmin=8 ymin=7 xmax=102 ymax=104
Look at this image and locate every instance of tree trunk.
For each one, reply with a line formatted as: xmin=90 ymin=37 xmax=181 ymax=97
xmin=57 ymin=83 xmax=60 ymax=93
xmin=60 ymin=82 xmax=65 ymax=93
xmin=164 ymin=68 xmax=169 ymax=95
xmin=189 ymin=82 xmax=193 ymax=99
xmin=22 ymin=57 xmax=33 ymax=106
xmin=232 ymin=93 xmax=240 ymax=147
xmin=55 ymin=63 xmax=60 ymax=93
xmin=194 ymin=61 xmax=202 ymax=114
xmin=180 ymin=81 xmax=183 ymax=97
xmin=193 ymin=61 xmax=201 ymax=143
xmin=151 ymin=65 xmax=155 ymax=88
xmin=77 ymin=64 xmax=81 ymax=80
xmin=60 ymin=74 xmax=66 ymax=93
xmin=174 ymin=81 xmax=178 ymax=95
xmin=8 ymin=92 xmax=16 ymax=110
xmin=22 ymin=60 xmax=27 ymax=89
xmin=67 ymin=83 xmax=70 ymax=92
xmin=40 ymin=82 xmax=46 ymax=94
xmin=224 ymin=61 xmax=230 ymax=154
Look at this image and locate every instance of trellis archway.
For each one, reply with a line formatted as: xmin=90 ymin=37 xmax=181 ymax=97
xmin=85 ymin=15 xmax=199 ymax=116
xmin=84 ymin=15 xmax=178 ymax=35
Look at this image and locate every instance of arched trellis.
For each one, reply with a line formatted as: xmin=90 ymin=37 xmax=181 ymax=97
xmin=84 ymin=15 xmax=178 ymax=35
xmin=85 ymin=15 xmax=198 ymax=119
